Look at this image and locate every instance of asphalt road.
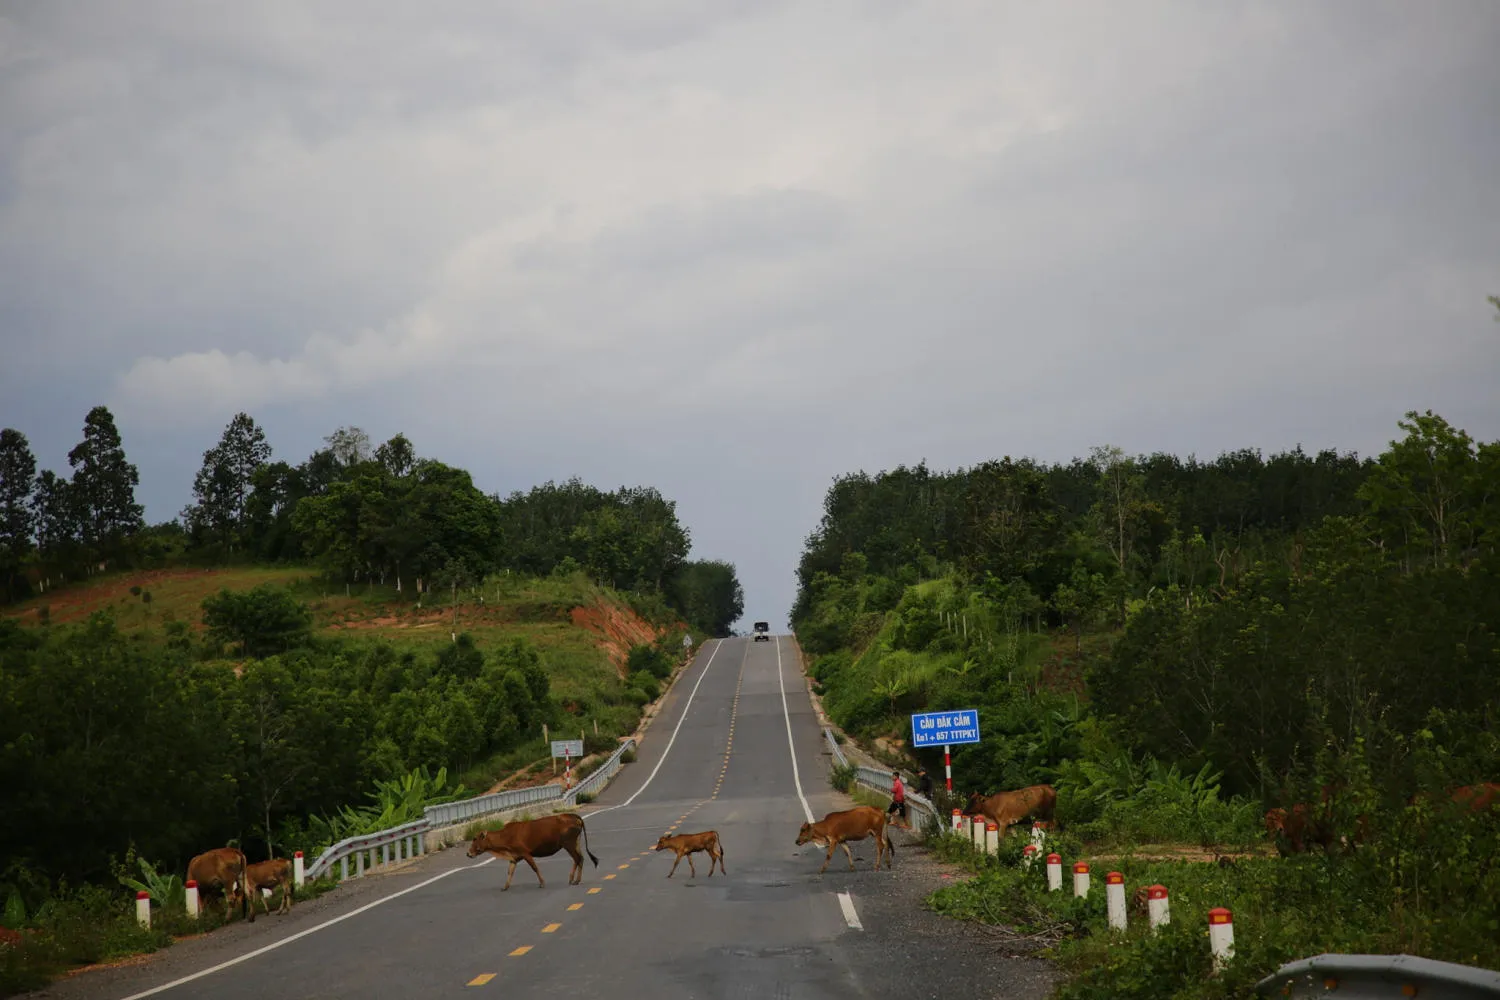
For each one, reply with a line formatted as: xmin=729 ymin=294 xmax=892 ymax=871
xmin=25 ymin=636 xmax=1054 ymax=1000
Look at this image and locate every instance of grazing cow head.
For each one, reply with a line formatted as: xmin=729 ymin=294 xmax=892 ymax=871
xmin=795 ymin=822 xmax=814 ymax=846
xmin=965 ymin=791 xmax=985 ymax=814
xmin=467 ymin=833 xmax=489 ymax=858
xmin=653 ymin=835 xmax=672 ymax=851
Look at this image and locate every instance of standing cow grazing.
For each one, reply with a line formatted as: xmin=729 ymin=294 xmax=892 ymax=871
xmin=965 ymin=784 xmax=1057 ymax=842
xmin=245 ymin=858 xmax=295 ymax=917
xmin=796 ymin=806 xmax=895 ymax=874
xmin=467 ymin=813 xmax=600 ymax=890
xmin=186 ymin=847 xmax=254 ymax=923
xmin=653 ymin=830 xmax=727 ymax=879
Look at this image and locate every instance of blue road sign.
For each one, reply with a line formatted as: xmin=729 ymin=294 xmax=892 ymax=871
xmin=910 ymin=709 xmax=981 ymax=748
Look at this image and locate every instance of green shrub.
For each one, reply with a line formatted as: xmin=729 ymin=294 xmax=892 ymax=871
xmin=627 ymin=671 xmax=660 ymax=702
xmin=829 ymin=763 xmax=857 ymax=793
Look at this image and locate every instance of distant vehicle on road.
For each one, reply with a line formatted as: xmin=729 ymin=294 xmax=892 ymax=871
xmin=753 ymin=621 xmax=770 ymax=642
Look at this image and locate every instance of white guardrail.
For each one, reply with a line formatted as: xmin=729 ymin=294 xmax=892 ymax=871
xmin=305 ymin=739 xmax=637 ymax=883
xmin=824 ymin=727 xmax=939 ymax=833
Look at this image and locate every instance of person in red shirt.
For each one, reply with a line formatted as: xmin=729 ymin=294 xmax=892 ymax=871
xmin=886 ymin=771 xmax=908 ymax=828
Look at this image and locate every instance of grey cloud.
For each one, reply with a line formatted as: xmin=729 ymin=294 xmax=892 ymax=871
xmin=2 ymin=0 xmax=1498 ymax=628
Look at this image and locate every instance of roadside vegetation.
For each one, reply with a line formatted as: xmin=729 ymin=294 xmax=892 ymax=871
xmin=795 ymin=397 xmax=1500 ymax=995
xmin=0 ymin=410 xmax=744 ymax=995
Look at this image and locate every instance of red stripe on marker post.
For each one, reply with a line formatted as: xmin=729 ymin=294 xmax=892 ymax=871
xmin=1208 ymin=907 xmax=1234 ymax=971
xmin=1105 ymin=872 xmax=1126 ymax=930
xmin=1071 ymin=861 xmax=1090 ymax=898
xmin=1147 ymin=884 xmax=1170 ymax=930
xmin=1045 ymin=853 xmax=1063 ymax=892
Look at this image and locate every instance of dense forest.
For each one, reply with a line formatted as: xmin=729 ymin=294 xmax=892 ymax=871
xmin=794 ymin=408 xmax=1500 ymax=992
xmin=794 ymin=409 xmax=1499 ymax=800
xmin=0 ymin=408 xmax=742 ymax=900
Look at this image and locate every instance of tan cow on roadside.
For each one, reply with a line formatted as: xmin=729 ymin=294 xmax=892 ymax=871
xmin=245 ymin=858 xmax=294 ymax=917
xmin=466 ymin=813 xmax=599 ymax=890
xmin=652 ymin=830 xmax=726 ymax=879
xmin=186 ymin=847 xmax=253 ymax=923
xmin=965 ymin=784 xmax=1057 ymax=842
xmin=796 ymin=806 xmax=894 ymax=874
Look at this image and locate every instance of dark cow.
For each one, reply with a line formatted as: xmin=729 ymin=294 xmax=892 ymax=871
xmin=1450 ymin=782 xmax=1500 ymax=812
xmin=965 ymin=784 xmax=1057 ymax=841
xmin=1266 ymin=780 xmax=1371 ymax=855
xmin=652 ymin=830 xmax=726 ymax=879
xmin=1264 ymin=804 xmax=1333 ymax=855
xmin=245 ymin=858 xmax=294 ymax=917
xmin=466 ymin=813 xmax=599 ymax=890
xmin=796 ymin=806 xmax=894 ymax=874
xmin=187 ymin=847 xmax=252 ymax=922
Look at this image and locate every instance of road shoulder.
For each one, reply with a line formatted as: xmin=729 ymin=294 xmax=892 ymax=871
xmin=833 ymin=826 xmax=1057 ymax=1000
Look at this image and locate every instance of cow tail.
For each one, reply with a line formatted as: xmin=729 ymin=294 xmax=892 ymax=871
xmin=237 ymin=849 xmax=252 ymax=922
xmin=580 ymin=817 xmax=599 ymax=867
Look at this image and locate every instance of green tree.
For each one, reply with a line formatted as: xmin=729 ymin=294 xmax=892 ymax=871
xmin=1051 ymin=559 xmax=1109 ymax=652
xmin=669 ymin=559 xmax=745 ymax=636
xmin=1088 ymin=445 xmax=1157 ymax=618
xmin=0 ymin=429 xmax=37 ymax=599
xmin=202 ymin=585 xmax=313 ymax=657
xmin=66 ymin=406 xmax=144 ymax=560
xmin=1358 ymin=410 xmax=1481 ymax=571
xmin=375 ymin=433 xmax=416 ymax=478
xmin=235 ymin=658 xmax=315 ymax=859
xmin=184 ymin=412 xmax=272 ymax=551
xmin=30 ymin=469 xmax=77 ymax=576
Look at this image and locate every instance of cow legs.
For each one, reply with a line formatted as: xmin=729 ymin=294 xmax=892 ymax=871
xmin=714 ymin=845 xmax=727 ymax=876
xmin=524 ymin=855 xmax=544 ymax=888
xmin=687 ymin=854 xmax=698 ymax=878
xmin=563 ymin=844 xmax=584 ymax=885
xmin=818 ymin=842 xmax=837 ymax=874
xmin=503 ymin=860 xmax=519 ymax=891
xmin=666 ymin=853 xmax=682 ymax=878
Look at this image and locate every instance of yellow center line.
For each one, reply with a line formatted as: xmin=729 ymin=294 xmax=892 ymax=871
xmin=509 ymin=946 xmax=532 ymax=957
xmin=588 ymin=887 xmax=601 ymax=894
xmin=467 ymin=974 xmax=496 ymax=986
xmin=618 ymin=864 xmax=630 ymax=869
xmin=569 ymin=902 xmax=584 ymax=910
xmin=542 ymin=923 xmax=561 ymax=933
xmin=604 ymin=874 xmax=616 ymax=880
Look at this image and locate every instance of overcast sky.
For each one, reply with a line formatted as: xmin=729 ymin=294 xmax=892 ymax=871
xmin=2 ymin=1 xmax=1498 ymax=630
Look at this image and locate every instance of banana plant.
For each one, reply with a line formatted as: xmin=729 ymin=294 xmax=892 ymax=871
xmin=310 ymin=765 xmax=470 ymax=848
xmin=118 ymin=857 xmax=185 ymax=910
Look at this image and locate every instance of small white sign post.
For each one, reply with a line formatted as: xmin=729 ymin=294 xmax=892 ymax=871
xmin=551 ymin=739 xmax=585 ymax=790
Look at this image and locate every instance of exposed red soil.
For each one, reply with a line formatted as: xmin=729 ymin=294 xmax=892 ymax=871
xmin=4 ymin=567 xmax=238 ymax=626
xmin=570 ymin=602 xmax=666 ymax=677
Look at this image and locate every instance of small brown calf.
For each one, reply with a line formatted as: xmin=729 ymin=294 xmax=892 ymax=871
xmin=652 ymin=831 xmax=726 ymax=879
xmin=245 ymin=858 xmax=295 ymax=917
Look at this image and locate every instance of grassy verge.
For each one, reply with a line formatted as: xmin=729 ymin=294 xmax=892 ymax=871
xmin=923 ymin=813 xmax=1500 ymax=999
xmin=0 ymin=877 xmax=341 ymax=996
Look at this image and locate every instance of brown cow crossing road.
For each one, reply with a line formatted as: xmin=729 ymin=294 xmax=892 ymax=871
xmin=24 ymin=636 xmax=1053 ymax=1000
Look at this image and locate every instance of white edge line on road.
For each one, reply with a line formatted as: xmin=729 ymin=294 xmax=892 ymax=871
xmin=775 ymin=635 xmax=815 ymax=824
xmin=586 ymin=638 xmax=723 ymax=817
xmin=837 ymin=891 xmax=864 ymax=931
xmin=778 ymin=637 xmax=864 ymax=932
xmin=116 ymin=857 xmax=496 ymax=999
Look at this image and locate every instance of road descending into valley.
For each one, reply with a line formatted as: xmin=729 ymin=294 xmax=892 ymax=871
xmin=26 ymin=637 xmax=1053 ymax=1000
